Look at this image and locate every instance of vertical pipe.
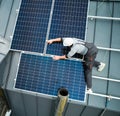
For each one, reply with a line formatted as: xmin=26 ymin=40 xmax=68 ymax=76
xmin=55 ymin=88 xmax=69 ymax=116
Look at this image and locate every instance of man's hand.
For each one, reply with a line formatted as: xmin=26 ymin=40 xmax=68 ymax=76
xmin=52 ymin=55 xmax=67 ymax=60
xmin=46 ymin=38 xmax=62 ymax=44
xmin=46 ymin=40 xmax=53 ymax=44
xmin=53 ymin=56 xmax=61 ymax=60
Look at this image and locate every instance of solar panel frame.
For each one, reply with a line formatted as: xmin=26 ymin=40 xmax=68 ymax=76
xmin=11 ymin=0 xmax=90 ymax=103
xmin=14 ymin=53 xmax=86 ymax=102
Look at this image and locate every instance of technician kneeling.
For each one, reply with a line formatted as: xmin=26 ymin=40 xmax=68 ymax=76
xmin=47 ymin=37 xmax=105 ymax=93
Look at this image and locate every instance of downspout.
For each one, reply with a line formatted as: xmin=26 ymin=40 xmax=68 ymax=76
xmin=55 ymin=88 xmax=69 ymax=116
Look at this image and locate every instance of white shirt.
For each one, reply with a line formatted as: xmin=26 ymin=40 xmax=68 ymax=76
xmin=62 ymin=37 xmax=88 ymax=58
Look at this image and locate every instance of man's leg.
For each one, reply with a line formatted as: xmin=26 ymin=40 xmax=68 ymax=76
xmin=93 ymin=61 xmax=100 ymax=68
xmin=93 ymin=61 xmax=105 ymax=72
xmin=83 ymin=59 xmax=94 ymax=93
xmin=83 ymin=52 xmax=98 ymax=92
xmin=84 ymin=67 xmax=92 ymax=89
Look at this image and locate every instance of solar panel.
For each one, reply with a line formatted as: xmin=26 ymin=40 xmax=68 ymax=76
xmin=11 ymin=0 xmax=52 ymax=53
xmin=15 ymin=53 xmax=86 ymax=102
xmin=11 ymin=0 xmax=88 ymax=55
xmin=46 ymin=0 xmax=89 ymax=55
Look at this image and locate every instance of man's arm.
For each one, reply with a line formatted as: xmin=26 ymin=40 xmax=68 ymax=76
xmin=46 ymin=38 xmax=62 ymax=44
xmin=46 ymin=37 xmax=67 ymax=60
xmin=53 ymin=55 xmax=67 ymax=60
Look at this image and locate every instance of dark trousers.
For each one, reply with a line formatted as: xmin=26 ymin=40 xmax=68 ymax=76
xmin=83 ymin=53 xmax=100 ymax=89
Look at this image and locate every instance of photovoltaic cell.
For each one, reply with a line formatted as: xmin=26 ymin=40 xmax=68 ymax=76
xmin=11 ymin=0 xmax=52 ymax=53
xmin=47 ymin=0 xmax=88 ymax=55
xmin=15 ymin=53 xmax=86 ymax=101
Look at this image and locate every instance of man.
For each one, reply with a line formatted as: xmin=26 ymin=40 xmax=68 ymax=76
xmin=47 ymin=37 xmax=105 ymax=93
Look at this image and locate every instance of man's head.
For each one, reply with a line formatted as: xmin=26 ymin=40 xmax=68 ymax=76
xmin=63 ymin=38 xmax=73 ymax=46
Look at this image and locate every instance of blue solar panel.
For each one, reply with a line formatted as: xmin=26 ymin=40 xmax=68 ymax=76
xmin=11 ymin=0 xmax=88 ymax=55
xmin=11 ymin=0 xmax=52 ymax=52
xmin=47 ymin=0 xmax=88 ymax=55
xmin=15 ymin=53 xmax=86 ymax=101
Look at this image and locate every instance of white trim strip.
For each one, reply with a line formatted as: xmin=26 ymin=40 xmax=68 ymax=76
xmin=88 ymin=92 xmax=120 ymax=100
xmin=88 ymin=15 xmax=120 ymax=21
xmin=97 ymin=46 xmax=120 ymax=52
xmin=92 ymin=75 xmax=120 ymax=83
